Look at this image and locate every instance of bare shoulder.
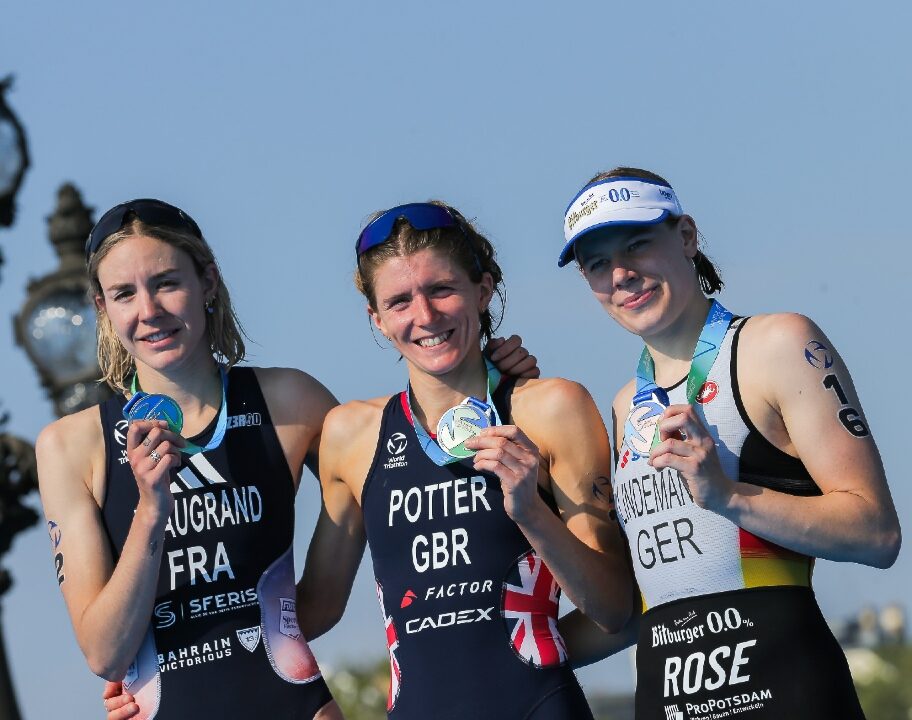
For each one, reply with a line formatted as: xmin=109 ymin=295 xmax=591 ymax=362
xmin=36 ymin=405 xmax=104 ymax=499
xmin=323 ymin=396 xmax=388 ymax=449
xmin=320 ymin=396 xmax=389 ymax=486
xmin=512 ymin=376 xmax=597 ymax=420
xmin=738 ymin=312 xmax=825 ymax=357
xmin=251 ymin=366 xmax=339 ymax=426
xmin=510 ymin=377 xmax=608 ymax=452
xmin=612 ymin=377 xmax=637 ymax=417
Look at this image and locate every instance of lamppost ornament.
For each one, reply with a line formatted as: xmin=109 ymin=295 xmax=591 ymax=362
xmin=14 ymin=184 xmax=111 ymax=416
xmin=0 ymin=76 xmax=30 ymax=229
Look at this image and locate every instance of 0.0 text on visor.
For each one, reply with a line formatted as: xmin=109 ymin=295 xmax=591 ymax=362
xmin=558 ymin=178 xmax=683 ymax=267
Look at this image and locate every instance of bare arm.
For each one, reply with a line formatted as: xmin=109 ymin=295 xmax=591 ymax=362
xmin=650 ymin=313 xmax=900 ymax=567
xmin=296 ymin=402 xmax=377 ymax=640
xmin=560 ymin=604 xmax=641 ymax=668
xmin=467 ymin=379 xmax=633 ymax=632
xmin=37 ymin=413 xmax=179 ymax=679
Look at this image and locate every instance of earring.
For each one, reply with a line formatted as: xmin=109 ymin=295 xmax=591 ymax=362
xmin=205 ymin=298 xmax=215 ymax=314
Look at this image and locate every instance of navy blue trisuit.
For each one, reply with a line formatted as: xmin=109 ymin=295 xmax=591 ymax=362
xmin=361 ymin=379 xmax=594 ymax=720
xmin=100 ymin=367 xmax=333 ymax=719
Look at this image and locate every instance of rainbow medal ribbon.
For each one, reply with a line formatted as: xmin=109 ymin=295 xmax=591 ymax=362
xmin=408 ymin=358 xmax=503 ymax=466
xmin=123 ymin=365 xmax=229 ymax=455
xmin=624 ymin=300 xmax=732 ymax=459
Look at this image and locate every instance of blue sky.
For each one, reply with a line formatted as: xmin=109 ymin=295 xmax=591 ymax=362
xmin=2 ymin=2 xmax=910 ymax=716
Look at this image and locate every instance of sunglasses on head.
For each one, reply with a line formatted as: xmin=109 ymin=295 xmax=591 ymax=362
xmin=355 ymin=203 xmax=466 ymax=257
xmin=85 ymin=198 xmax=203 ymax=263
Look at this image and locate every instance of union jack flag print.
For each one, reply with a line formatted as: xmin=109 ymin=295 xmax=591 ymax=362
xmin=376 ymin=582 xmax=401 ymax=710
xmin=502 ymin=551 xmax=568 ymax=667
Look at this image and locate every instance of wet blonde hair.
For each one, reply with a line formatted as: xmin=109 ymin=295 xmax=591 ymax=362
xmin=88 ymin=219 xmax=246 ymax=393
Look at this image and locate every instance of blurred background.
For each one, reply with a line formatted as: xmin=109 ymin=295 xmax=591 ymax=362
xmin=1 ymin=2 xmax=910 ymax=718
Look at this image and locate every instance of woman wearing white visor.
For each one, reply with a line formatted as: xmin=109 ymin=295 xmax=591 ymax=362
xmin=559 ymin=167 xmax=900 ymax=719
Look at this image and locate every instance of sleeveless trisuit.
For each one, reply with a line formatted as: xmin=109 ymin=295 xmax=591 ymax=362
xmin=100 ymin=367 xmax=333 ymax=719
xmin=361 ymin=381 xmax=593 ymax=720
xmin=614 ymin=318 xmax=865 ymax=719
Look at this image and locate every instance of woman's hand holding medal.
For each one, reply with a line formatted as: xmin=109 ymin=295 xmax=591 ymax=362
xmin=126 ymin=420 xmax=185 ymax=518
xmin=647 ymin=404 xmax=734 ymax=513
xmin=465 ymin=426 xmax=543 ymax=525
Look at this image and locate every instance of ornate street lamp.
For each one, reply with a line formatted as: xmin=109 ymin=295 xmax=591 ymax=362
xmin=14 ymin=184 xmax=112 ymax=416
xmin=0 ymin=76 xmax=29 ymax=229
xmin=0 ymin=72 xmax=33 ymax=720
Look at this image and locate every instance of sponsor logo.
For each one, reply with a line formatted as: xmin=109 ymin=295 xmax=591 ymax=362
xmin=114 ymin=419 xmax=129 ymax=446
xmin=236 ymin=626 xmax=262 ymax=652
xmin=652 ymin=621 xmax=706 ymax=647
xmin=405 ymin=607 xmax=494 ymax=635
xmin=400 ymin=589 xmax=417 ymax=608
xmin=620 ymin=448 xmax=630 ymax=469
xmin=685 ymin=689 xmax=772 ymax=716
xmin=169 ymin=453 xmax=230 ymax=494
xmin=566 ymin=196 xmax=599 ymax=232
xmin=158 ymin=636 xmax=232 ymax=672
xmin=659 ymin=189 xmax=674 ymax=201
xmin=153 ymin=587 xmax=258 ymax=628
xmin=227 ymin=412 xmax=262 ymax=429
xmin=423 ymin=579 xmax=493 ymax=601
xmin=279 ymin=598 xmax=301 ymax=639
xmin=804 ymin=340 xmax=833 ymax=369
xmin=665 ymin=705 xmax=684 ymax=720
xmin=386 ymin=432 xmax=407 ymax=455
xmin=695 ymin=381 xmax=719 ymax=404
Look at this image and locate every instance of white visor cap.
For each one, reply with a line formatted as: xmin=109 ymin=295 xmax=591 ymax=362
xmin=559 ymin=177 xmax=683 ymax=267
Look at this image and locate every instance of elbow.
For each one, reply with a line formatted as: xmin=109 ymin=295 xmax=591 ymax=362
xmin=870 ymin=525 xmax=902 ymax=569
xmin=85 ymin=653 xmax=130 ymax=682
xmin=589 ymin=591 xmax=634 ymax=635
xmin=298 ymin=595 xmax=345 ymax=642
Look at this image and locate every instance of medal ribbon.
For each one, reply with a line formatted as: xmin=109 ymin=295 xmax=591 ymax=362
xmin=127 ymin=364 xmax=229 ymax=455
xmin=633 ymin=299 xmax=733 ymax=449
xmin=406 ymin=358 xmax=502 ymax=466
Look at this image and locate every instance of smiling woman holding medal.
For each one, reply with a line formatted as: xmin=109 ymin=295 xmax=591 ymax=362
xmin=296 ymin=201 xmax=633 ymax=719
xmin=559 ymin=168 xmax=902 ymax=719
xmin=36 ymin=199 xmax=347 ymax=719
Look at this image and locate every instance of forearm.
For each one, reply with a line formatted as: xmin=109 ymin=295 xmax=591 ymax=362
xmin=77 ymin=506 xmax=167 ymax=679
xmin=296 ymin=572 xmax=348 ymax=642
xmin=720 ymin=483 xmax=900 ymax=567
xmin=560 ymin=607 xmax=640 ymax=668
xmin=515 ymin=501 xmax=632 ymax=632
xmin=295 ymin=505 xmax=366 ymax=641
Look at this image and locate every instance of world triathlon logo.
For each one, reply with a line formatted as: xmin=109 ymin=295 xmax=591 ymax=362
xmin=386 ymin=433 xmax=407 ymax=455
xmin=804 ymin=340 xmax=833 ymax=369
xmin=113 ymin=419 xmax=129 ymax=446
